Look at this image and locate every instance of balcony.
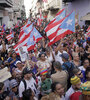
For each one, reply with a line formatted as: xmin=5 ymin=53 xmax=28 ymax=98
xmin=0 ymin=0 xmax=12 ymax=8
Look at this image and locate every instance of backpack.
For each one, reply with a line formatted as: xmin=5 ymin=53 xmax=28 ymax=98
xmin=22 ymin=79 xmax=37 ymax=95
xmin=41 ymin=78 xmax=52 ymax=94
xmin=63 ymin=63 xmax=74 ymax=89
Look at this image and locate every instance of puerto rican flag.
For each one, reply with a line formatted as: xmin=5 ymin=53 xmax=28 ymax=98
xmin=14 ymin=24 xmax=33 ymax=54
xmin=86 ymin=26 xmax=90 ymax=38
xmin=0 ymin=32 xmax=3 ymax=36
xmin=45 ymin=9 xmax=66 ymax=41
xmin=27 ymin=27 xmax=42 ymax=50
xmin=87 ymin=26 xmax=90 ymax=32
xmin=45 ymin=9 xmax=65 ymax=30
xmin=32 ymin=27 xmax=42 ymax=42
xmin=19 ymin=23 xmax=33 ymax=42
xmin=49 ymin=11 xmax=75 ymax=45
xmin=6 ymin=28 xmax=14 ymax=41
xmin=20 ymin=20 xmax=31 ymax=32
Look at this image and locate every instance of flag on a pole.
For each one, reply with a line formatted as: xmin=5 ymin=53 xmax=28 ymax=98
xmin=20 ymin=20 xmax=31 ymax=32
xmin=87 ymin=26 xmax=90 ymax=32
xmin=27 ymin=27 xmax=42 ymax=47
xmin=6 ymin=28 xmax=14 ymax=41
xmin=45 ymin=9 xmax=66 ymax=41
xmin=86 ymin=26 xmax=90 ymax=38
xmin=49 ymin=11 xmax=75 ymax=45
xmin=19 ymin=24 xmax=33 ymax=42
xmin=6 ymin=33 xmax=14 ymax=41
xmin=45 ymin=9 xmax=65 ymax=31
xmin=14 ymin=24 xmax=33 ymax=54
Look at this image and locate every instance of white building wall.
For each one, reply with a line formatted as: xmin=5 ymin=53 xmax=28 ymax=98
xmin=12 ymin=0 xmax=25 ymax=24
xmin=2 ymin=16 xmax=9 ymax=28
xmin=62 ymin=0 xmax=90 ymax=26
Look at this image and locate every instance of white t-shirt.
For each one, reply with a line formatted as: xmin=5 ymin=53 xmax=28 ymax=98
xmin=19 ymin=77 xmax=37 ymax=98
xmin=61 ymin=96 xmax=65 ymax=100
xmin=53 ymin=51 xmax=63 ymax=65
xmin=79 ymin=66 xmax=86 ymax=71
xmin=37 ymin=59 xmax=51 ymax=69
xmin=46 ymin=53 xmax=53 ymax=62
xmin=63 ymin=51 xmax=68 ymax=53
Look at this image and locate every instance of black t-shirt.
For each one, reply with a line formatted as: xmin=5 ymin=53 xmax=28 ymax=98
xmin=38 ymin=47 xmax=46 ymax=52
xmin=83 ymin=52 xmax=90 ymax=61
xmin=1 ymin=50 xmax=8 ymax=60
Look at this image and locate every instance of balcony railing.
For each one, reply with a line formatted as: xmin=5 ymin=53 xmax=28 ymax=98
xmin=0 ymin=0 xmax=13 ymax=8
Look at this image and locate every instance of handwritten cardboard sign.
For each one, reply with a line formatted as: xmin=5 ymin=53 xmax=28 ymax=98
xmin=0 ymin=67 xmax=12 ymax=82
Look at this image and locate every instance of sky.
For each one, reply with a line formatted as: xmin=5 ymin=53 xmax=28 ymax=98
xmin=24 ymin=0 xmax=33 ymax=18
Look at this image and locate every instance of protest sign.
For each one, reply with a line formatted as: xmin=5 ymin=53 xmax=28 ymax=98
xmin=18 ymin=46 xmax=29 ymax=62
xmin=18 ymin=46 xmax=31 ymax=69
xmin=0 ymin=67 xmax=12 ymax=82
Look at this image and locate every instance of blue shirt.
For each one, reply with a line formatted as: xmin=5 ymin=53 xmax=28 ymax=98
xmin=7 ymin=57 xmax=20 ymax=73
xmin=62 ymin=61 xmax=75 ymax=71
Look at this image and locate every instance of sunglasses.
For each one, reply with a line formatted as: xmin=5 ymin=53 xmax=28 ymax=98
xmin=78 ymin=72 xmax=82 ymax=76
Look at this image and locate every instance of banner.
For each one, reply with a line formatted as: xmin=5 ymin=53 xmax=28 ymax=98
xmin=0 ymin=67 xmax=12 ymax=82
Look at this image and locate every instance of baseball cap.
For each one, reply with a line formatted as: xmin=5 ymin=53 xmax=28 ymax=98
xmin=60 ymin=53 xmax=69 ymax=60
xmin=15 ymin=60 xmax=21 ymax=66
xmin=22 ymin=67 xmax=32 ymax=76
xmin=10 ymin=79 xmax=18 ymax=89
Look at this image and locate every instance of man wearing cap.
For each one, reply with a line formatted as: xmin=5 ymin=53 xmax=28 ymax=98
xmin=80 ymin=81 xmax=90 ymax=100
xmin=65 ymin=76 xmax=81 ymax=100
xmin=61 ymin=53 xmax=75 ymax=89
xmin=13 ymin=60 xmax=24 ymax=83
xmin=9 ymin=79 xmax=19 ymax=100
xmin=14 ymin=60 xmax=24 ymax=74
xmin=19 ymin=67 xmax=37 ymax=100
xmin=61 ymin=53 xmax=74 ymax=70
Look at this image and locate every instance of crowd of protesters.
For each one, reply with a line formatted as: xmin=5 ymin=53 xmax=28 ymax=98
xmin=0 ymin=18 xmax=90 ymax=100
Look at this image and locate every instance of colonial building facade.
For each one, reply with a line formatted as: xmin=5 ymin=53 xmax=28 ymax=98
xmin=0 ymin=0 xmax=26 ymax=28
